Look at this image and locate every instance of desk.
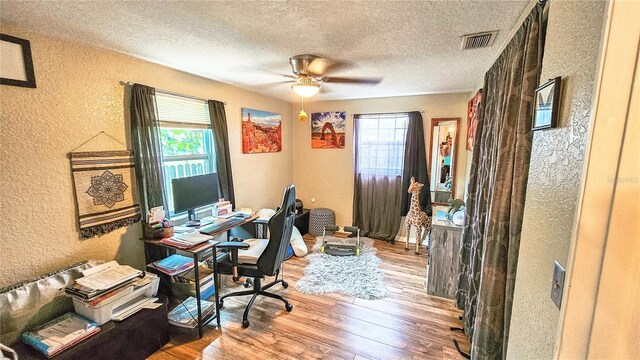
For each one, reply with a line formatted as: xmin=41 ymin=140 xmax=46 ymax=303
xmin=427 ymin=214 xmax=464 ymax=299
xmin=144 ymin=215 xmax=257 ymax=338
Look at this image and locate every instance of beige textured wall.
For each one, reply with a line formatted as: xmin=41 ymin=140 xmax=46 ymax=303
xmin=292 ymin=93 xmax=471 ymax=226
xmin=0 ymin=23 xmax=293 ymax=287
xmin=506 ymin=1 xmax=608 ymax=359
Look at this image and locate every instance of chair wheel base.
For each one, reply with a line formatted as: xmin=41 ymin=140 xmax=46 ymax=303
xmin=242 ymin=320 xmax=250 ymax=328
xmin=285 ymin=303 xmax=293 ymax=312
xmin=282 ymin=281 xmax=289 ymax=289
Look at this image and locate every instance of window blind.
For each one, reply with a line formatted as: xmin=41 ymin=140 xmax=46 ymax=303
xmin=355 ymin=113 xmax=409 ymax=176
xmin=155 ymin=91 xmax=210 ymax=125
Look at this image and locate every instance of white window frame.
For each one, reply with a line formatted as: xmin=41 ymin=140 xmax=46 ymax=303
xmin=155 ymin=91 xmax=216 ymax=218
xmin=355 ymin=112 xmax=410 ymax=177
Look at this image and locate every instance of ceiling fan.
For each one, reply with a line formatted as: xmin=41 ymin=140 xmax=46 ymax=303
xmin=275 ymin=54 xmax=382 ymax=98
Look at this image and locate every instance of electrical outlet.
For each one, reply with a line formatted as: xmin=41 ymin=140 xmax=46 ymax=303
xmin=551 ymin=261 xmax=565 ymax=310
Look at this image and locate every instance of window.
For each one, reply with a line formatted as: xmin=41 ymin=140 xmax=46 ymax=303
xmin=156 ymin=92 xmax=216 ymax=215
xmin=355 ymin=113 xmax=409 ymax=176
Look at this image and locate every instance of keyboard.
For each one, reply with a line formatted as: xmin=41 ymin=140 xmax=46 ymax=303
xmin=199 ymin=216 xmax=245 ymax=235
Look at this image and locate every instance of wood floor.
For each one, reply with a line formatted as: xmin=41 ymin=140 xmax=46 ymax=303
xmin=149 ymin=235 xmax=471 ymax=360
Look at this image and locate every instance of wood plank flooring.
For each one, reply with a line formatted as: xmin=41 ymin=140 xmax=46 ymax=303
xmin=149 ymin=235 xmax=471 ymax=360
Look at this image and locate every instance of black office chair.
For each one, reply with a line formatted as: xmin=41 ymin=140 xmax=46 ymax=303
xmin=216 ymin=184 xmax=296 ymax=328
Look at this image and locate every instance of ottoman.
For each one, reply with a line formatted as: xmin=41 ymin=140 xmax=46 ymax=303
xmin=309 ymin=208 xmax=336 ymax=236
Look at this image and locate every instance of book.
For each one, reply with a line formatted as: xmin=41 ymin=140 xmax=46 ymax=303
xmin=168 ymin=297 xmax=215 ymax=328
xmin=21 ymin=313 xmax=100 ymax=358
xmin=171 ymin=231 xmax=213 ymax=246
xmin=160 ymin=237 xmax=192 ymax=249
xmin=149 ymin=254 xmax=194 ymax=276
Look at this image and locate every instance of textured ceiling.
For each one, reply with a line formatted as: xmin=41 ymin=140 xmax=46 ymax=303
xmin=0 ymin=1 xmax=529 ymax=102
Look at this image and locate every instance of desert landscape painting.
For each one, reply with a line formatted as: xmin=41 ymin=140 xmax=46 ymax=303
xmin=242 ymin=108 xmax=282 ymax=153
xmin=311 ymin=111 xmax=346 ymax=149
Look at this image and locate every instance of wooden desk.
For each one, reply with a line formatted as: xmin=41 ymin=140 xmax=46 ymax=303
xmin=427 ymin=214 xmax=464 ymax=299
xmin=143 ymin=215 xmax=257 ymax=338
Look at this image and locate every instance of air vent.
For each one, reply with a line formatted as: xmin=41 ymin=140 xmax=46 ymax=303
xmin=461 ymin=31 xmax=499 ymax=50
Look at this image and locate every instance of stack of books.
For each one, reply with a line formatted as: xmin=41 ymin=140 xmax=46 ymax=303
xmin=21 ymin=313 xmax=100 ymax=358
xmin=65 ymin=261 xmax=145 ymax=301
xmin=148 ymin=254 xmax=194 ymax=276
xmin=167 ymin=297 xmax=215 ymax=328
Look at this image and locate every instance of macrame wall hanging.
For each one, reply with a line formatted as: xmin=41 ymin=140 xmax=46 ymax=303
xmin=68 ymin=132 xmax=141 ymax=238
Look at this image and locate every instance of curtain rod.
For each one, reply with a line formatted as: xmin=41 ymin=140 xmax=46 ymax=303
xmin=119 ymin=81 xmax=227 ymax=105
xmin=351 ymin=110 xmax=424 ymax=117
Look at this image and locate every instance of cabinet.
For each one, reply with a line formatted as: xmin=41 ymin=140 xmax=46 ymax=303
xmin=295 ymin=209 xmax=310 ymax=235
xmin=427 ymin=216 xmax=464 ymax=299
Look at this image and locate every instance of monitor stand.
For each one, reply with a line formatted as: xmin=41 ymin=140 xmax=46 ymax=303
xmin=185 ymin=209 xmax=200 ymax=227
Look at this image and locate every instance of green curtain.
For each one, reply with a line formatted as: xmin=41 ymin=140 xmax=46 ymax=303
xmin=400 ymin=111 xmax=432 ymax=217
xmin=208 ymin=100 xmax=235 ymax=206
xmin=455 ymin=3 xmax=547 ymax=359
xmin=130 ymin=83 xmax=166 ymax=215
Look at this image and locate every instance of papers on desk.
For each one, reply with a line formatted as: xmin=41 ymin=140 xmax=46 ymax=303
xmin=21 ymin=313 xmax=100 ymax=358
xmin=65 ymin=262 xmax=144 ymax=300
xmin=164 ymin=231 xmax=213 ymax=248
xmin=76 ymin=261 xmax=143 ymax=291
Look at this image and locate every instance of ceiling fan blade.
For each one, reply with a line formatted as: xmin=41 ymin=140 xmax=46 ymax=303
xmin=254 ymin=80 xmax=296 ymax=90
xmin=307 ymin=58 xmax=354 ymax=77
xmin=319 ymin=76 xmax=382 ymax=85
xmin=318 ymin=85 xmax=332 ymax=94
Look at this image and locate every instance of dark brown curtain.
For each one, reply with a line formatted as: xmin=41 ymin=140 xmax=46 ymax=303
xmin=401 ymin=111 xmax=432 ymax=216
xmin=352 ymin=115 xmax=403 ymax=241
xmin=455 ymin=3 xmax=547 ymax=359
xmin=208 ymin=100 xmax=235 ymax=206
xmin=130 ymin=83 xmax=166 ymax=215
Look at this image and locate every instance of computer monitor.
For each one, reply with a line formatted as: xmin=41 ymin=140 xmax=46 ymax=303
xmin=172 ymin=173 xmax=219 ymax=220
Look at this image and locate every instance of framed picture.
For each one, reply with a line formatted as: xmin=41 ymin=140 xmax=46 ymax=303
xmin=466 ymin=89 xmax=482 ymax=151
xmin=0 ymin=34 xmax=36 ymax=88
xmin=241 ymin=108 xmax=282 ymax=153
xmin=533 ymin=77 xmax=561 ymax=130
xmin=311 ymin=111 xmax=346 ymax=149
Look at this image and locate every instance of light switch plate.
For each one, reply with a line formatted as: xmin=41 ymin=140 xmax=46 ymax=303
xmin=551 ymin=261 xmax=565 ymax=310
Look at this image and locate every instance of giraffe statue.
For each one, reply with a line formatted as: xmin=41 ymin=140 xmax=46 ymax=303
xmin=405 ymin=177 xmax=431 ymax=255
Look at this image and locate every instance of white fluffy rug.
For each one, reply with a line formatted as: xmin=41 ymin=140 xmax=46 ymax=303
xmin=295 ymin=236 xmax=390 ymax=300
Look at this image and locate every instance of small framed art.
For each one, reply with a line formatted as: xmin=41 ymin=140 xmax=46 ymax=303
xmin=532 ymin=77 xmax=561 ymax=130
xmin=0 ymin=34 xmax=36 ymax=88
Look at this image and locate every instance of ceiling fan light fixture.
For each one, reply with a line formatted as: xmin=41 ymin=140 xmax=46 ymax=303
xmin=291 ymin=82 xmax=320 ymax=97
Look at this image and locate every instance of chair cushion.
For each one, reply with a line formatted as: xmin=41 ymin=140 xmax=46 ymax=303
xmin=290 ymin=226 xmax=308 ymax=256
xmin=236 ymin=238 xmax=269 ymax=265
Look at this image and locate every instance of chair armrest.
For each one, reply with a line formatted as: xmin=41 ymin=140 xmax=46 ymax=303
xmin=254 ymin=218 xmax=269 ymax=224
xmin=218 ymin=241 xmax=250 ymax=250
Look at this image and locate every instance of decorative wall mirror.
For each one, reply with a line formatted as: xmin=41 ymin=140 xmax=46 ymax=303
xmin=429 ymin=117 xmax=460 ymax=205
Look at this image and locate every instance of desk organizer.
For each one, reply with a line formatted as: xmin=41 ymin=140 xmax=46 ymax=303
xmin=142 ymin=222 xmax=174 ymax=239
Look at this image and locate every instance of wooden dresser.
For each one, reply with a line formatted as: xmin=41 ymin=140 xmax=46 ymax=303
xmin=427 ymin=213 xmax=464 ymax=299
